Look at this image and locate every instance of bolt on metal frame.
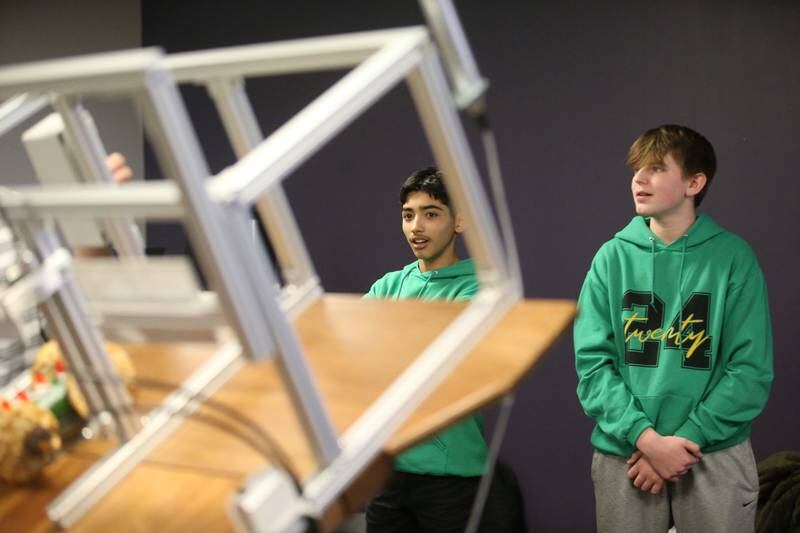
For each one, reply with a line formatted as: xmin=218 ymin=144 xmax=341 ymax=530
xmin=0 ymin=24 xmax=522 ymax=531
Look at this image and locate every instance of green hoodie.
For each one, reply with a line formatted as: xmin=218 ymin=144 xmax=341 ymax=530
xmin=366 ymin=258 xmax=487 ymax=476
xmin=575 ymin=214 xmax=773 ymax=456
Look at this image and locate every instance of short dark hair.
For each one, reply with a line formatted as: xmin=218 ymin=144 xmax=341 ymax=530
xmin=627 ymin=124 xmax=717 ymax=207
xmin=399 ymin=167 xmax=451 ymax=208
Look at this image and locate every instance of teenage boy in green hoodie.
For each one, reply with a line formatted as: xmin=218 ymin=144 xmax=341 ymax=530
xmin=574 ymin=125 xmax=773 ymax=533
xmin=365 ymin=167 xmax=487 ymax=533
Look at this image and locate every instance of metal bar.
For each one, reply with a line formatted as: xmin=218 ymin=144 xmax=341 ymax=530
xmin=205 ymin=78 xmax=263 ymax=156
xmin=0 ymin=29 xmax=429 ymax=100
xmin=405 ymin=46 xmax=509 ymax=289
xmin=136 ymin=68 xmax=276 ymax=360
xmin=223 ymin=204 xmax=338 ymax=461
xmin=205 ymin=77 xmax=317 ymax=288
xmin=0 ymin=93 xmax=49 ymax=137
xmin=465 ymin=392 xmax=515 ymax=533
xmin=0 ymin=48 xmax=162 ymax=98
xmin=418 ymin=0 xmax=488 ymax=111
xmin=52 ymin=97 xmax=144 ymax=256
xmin=19 ymin=221 xmax=139 ymax=440
xmin=138 ymin=66 xmax=339 ymax=463
xmin=86 ymin=297 xmax=224 ymax=332
xmin=82 ymin=274 xmax=319 ymax=333
xmin=38 ymin=291 xmax=108 ymax=418
xmin=210 ymin=28 xmax=429 ymax=205
xmin=48 ymin=342 xmax=243 ymax=528
xmin=0 ymin=181 xmax=184 ymax=221
xmin=165 ymin=27 xmax=425 ymax=83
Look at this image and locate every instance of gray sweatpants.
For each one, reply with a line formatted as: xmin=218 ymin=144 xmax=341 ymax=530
xmin=591 ymin=439 xmax=759 ymax=533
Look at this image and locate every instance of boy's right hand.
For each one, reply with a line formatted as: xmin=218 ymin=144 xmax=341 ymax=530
xmin=635 ymin=428 xmax=702 ymax=479
xmin=626 ymin=451 xmax=665 ymax=494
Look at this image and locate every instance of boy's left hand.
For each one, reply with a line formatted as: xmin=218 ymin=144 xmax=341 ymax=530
xmin=635 ymin=428 xmax=702 ymax=479
xmin=626 ymin=451 xmax=665 ymax=495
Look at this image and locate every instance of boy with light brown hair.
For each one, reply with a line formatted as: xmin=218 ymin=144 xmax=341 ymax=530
xmin=575 ymin=125 xmax=774 ymax=532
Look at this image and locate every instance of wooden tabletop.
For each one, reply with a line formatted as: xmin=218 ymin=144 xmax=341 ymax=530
xmin=0 ymin=294 xmax=575 ymax=532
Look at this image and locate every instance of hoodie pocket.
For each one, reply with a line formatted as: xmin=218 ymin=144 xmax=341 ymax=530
xmin=635 ymin=394 xmax=694 ymax=435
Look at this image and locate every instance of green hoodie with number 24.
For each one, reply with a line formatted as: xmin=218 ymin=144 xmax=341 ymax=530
xmin=366 ymin=258 xmax=487 ymax=477
xmin=575 ymin=214 xmax=774 ymax=457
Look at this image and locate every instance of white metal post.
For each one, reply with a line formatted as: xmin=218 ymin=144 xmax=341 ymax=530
xmin=406 ymin=46 xmax=512 ymax=291
xmin=136 ymin=65 xmax=340 ymax=465
xmin=0 ymin=93 xmax=49 ymax=137
xmin=51 ymin=97 xmax=145 ymax=257
xmin=17 ymin=220 xmax=140 ymax=441
xmin=205 ymin=77 xmax=318 ymax=289
xmin=224 ymin=202 xmax=341 ymax=463
xmin=418 ymin=0 xmax=489 ymax=112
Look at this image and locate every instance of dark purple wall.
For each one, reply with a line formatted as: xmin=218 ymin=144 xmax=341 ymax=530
xmin=143 ymin=2 xmax=800 ymax=531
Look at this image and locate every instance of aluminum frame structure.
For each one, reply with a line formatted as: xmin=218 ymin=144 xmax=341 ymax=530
xmin=0 ymin=22 xmax=522 ymax=533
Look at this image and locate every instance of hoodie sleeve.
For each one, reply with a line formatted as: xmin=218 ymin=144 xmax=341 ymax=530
xmin=675 ymin=257 xmax=774 ymax=448
xmin=574 ymin=252 xmax=654 ymax=448
xmin=365 ymin=281 xmax=379 ymax=298
xmin=365 ymin=281 xmax=383 ymax=298
xmin=365 ymin=274 xmax=390 ymax=299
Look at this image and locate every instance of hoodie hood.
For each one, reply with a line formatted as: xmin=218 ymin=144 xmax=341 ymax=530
xmin=615 ymin=213 xmax=725 ymax=250
xmin=366 ymin=258 xmax=479 ymax=302
xmin=614 ymin=213 xmax=727 ymax=310
xmin=399 ymin=256 xmax=477 ymax=281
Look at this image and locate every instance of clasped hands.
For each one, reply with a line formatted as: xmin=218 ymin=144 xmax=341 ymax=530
xmin=627 ymin=428 xmax=702 ymax=495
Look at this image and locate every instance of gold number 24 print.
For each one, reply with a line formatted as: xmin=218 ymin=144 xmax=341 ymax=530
xmin=621 ymin=291 xmax=712 ymax=370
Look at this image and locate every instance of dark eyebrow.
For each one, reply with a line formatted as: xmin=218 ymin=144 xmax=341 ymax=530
xmin=402 ymin=204 xmax=444 ymax=212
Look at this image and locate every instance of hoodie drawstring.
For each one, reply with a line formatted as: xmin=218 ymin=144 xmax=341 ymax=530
xmin=395 ymin=268 xmax=435 ymax=300
xmin=395 ymin=268 xmax=413 ymax=301
xmin=649 ymin=234 xmax=691 ymax=345
xmin=649 ymin=237 xmax=656 ymax=309
xmin=677 ymin=234 xmax=689 ymax=345
xmin=418 ymin=271 xmax=435 ymax=298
